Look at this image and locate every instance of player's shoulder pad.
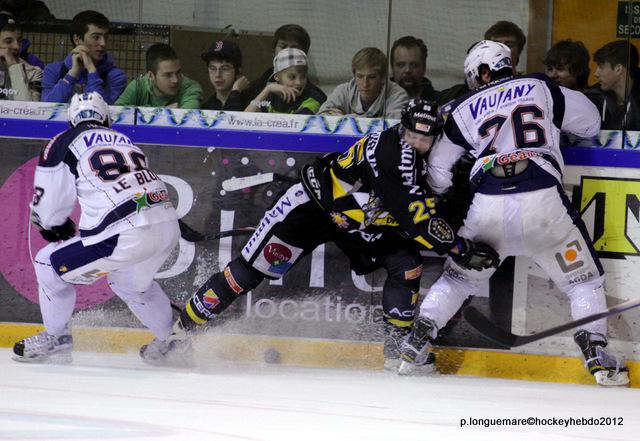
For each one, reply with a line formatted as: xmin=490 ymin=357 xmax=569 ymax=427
xmin=39 ymin=123 xmax=102 ymax=167
xmin=375 ymin=125 xmax=405 ymax=163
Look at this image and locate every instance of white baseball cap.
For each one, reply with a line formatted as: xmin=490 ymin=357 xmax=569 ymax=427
xmin=272 ymin=48 xmax=307 ymax=76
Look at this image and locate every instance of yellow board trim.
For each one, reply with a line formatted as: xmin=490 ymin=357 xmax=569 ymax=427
xmin=1 ymin=322 xmax=637 ymax=387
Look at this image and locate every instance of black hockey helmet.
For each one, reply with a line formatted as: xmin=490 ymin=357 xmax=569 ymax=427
xmin=400 ymin=98 xmax=442 ymax=136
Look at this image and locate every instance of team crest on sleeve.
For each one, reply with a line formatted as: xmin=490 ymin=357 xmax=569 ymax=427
xmin=428 ymin=218 xmax=455 ymax=244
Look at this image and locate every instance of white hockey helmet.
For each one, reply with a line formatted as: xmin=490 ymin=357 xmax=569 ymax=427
xmin=463 ymin=40 xmax=513 ymax=89
xmin=68 ymin=92 xmax=111 ymax=127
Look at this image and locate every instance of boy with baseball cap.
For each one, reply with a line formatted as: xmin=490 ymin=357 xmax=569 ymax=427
xmin=244 ymin=47 xmax=325 ymax=114
xmin=201 ymin=39 xmax=249 ymax=111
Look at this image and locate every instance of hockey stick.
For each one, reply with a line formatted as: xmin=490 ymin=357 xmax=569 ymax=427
xmin=221 ymin=173 xmax=297 ymax=192
xmin=178 ymin=219 xmax=255 ymax=242
xmin=463 ymin=297 xmax=640 ymax=348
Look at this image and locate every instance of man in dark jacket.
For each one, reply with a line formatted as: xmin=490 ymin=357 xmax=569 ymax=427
xmin=42 ymin=10 xmax=126 ymax=104
xmin=390 ymin=36 xmax=439 ymax=101
xmin=584 ymin=40 xmax=640 ymax=131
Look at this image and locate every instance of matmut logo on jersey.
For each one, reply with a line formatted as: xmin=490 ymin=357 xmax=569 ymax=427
xmin=468 ymin=83 xmax=536 ymax=120
xmin=252 ymin=237 xmax=303 ymax=277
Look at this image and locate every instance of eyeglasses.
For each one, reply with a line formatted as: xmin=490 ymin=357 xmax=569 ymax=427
xmin=208 ymin=65 xmax=235 ymax=75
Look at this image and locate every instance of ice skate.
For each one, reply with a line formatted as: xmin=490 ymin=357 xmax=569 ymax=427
xmin=398 ymin=317 xmax=437 ymax=376
xmin=12 ymin=330 xmax=73 ymax=364
xmin=574 ymin=330 xmax=629 ymax=387
xmin=140 ymin=319 xmax=194 ymax=367
xmin=383 ymin=322 xmax=410 ymax=371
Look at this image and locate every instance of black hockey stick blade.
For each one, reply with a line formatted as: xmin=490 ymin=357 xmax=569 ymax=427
xmin=464 ymin=297 xmax=640 ymax=348
xmin=178 ymin=219 xmax=255 ymax=242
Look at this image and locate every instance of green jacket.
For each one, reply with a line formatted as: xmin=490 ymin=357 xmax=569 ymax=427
xmin=115 ymin=74 xmax=202 ymax=108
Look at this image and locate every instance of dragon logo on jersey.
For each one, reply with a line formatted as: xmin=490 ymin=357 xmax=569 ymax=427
xmin=263 ymin=243 xmax=293 ymax=274
xmin=555 ymin=240 xmax=584 ymax=273
xmin=330 ymin=211 xmax=349 ymax=229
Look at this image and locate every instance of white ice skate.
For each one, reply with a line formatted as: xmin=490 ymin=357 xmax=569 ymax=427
xmin=12 ymin=331 xmax=73 ymax=363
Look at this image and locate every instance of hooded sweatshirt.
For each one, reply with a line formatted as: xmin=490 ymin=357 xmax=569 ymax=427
xmin=42 ymin=52 xmax=127 ymax=104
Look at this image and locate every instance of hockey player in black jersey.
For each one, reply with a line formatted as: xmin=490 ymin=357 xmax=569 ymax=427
xmin=147 ymin=99 xmax=499 ymax=369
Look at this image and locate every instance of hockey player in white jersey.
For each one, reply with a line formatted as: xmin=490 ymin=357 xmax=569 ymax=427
xmin=13 ymin=92 xmax=186 ymax=365
xmin=399 ymin=41 xmax=629 ymax=386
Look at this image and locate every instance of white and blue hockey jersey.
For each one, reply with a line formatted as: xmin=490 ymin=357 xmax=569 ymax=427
xmin=428 ymin=74 xmax=600 ymax=195
xmin=31 ymin=122 xmax=177 ymax=245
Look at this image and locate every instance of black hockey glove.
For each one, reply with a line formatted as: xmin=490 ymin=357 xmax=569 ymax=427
xmin=450 ymin=237 xmax=500 ymax=271
xmin=39 ymin=218 xmax=76 ymax=242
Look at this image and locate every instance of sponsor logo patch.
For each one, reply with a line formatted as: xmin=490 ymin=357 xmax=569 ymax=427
xmin=133 ymin=190 xmax=169 ymax=213
xmin=263 ymin=243 xmax=293 ymax=274
xmin=202 ymin=289 xmax=221 ymax=309
xmin=250 ymin=236 xmax=303 ymax=278
xmin=555 ymin=240 xmax=585 ymax=273
xmin=404 ymin=265 xmax=423 ymax=280
xmin=224 ymin=266 xmax=243 ymax=294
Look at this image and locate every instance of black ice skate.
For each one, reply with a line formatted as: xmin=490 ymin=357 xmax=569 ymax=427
xmin=140 ymin=319 xmax=194 ymax=367
xmin=13 ymin=330 xmax=73 ymax=363
xmin=574 ymin=330 xmax=629 ymax=387
xmin=398 ymin=317 xmax=437 ymax=376
xmin=384 ymin=321 xmax=435 ymax=372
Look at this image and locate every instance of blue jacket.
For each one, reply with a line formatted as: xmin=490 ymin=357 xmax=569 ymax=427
xmin=42 ymin=53 xmax=127 ymax=104
xmin=19 ymin=38 xmax=45 ymax=70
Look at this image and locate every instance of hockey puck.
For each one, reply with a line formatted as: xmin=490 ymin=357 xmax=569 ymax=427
xmin=264 ymin=347 xmax=280 ymax=364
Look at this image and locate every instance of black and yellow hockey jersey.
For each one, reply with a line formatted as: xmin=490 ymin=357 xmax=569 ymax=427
xmin=302 ymin=125 xmax=458 ymax=255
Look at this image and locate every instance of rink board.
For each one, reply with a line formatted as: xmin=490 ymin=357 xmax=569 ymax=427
xmin=1 ymin=102 xmax=640 ymax=386
xmin=1 ymin=322 xmax=638 ymax=387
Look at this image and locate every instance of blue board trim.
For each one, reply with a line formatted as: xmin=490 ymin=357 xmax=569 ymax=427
xmin=2 ymin=118 xmax=640 ymax=166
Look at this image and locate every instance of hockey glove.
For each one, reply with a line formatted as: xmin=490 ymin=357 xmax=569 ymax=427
xmin=450 ymin=237 xmax=500 ymax=271
xmin=38 ymin=218 xmax=76 ymax=242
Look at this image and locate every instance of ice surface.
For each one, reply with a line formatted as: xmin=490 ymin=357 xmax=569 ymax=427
xmin=0 ymin=348 xmax=638 ymax=441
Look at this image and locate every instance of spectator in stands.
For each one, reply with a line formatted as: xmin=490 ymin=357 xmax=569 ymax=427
xmin=584 ymin=40 xmax=640 ymax=130
xmin=244 ymin=24 xmax=326 ymax=107
xmin=42 ymin=10 xmax=126 ymax=104
xmin=390 ymin=36 xmax=438 ymax=101
xmin=544 ymin=39 xmax=590 ymax=90
xmin=201 ymin=40 xmax=249 ymax=111
xmin=0 ymin=4 xmax=45 ymax=69
xmin=0 ymin=16 xmax=42 ymax=100
xmin=319 ymin=47 xmax=408 ymax=119
xmin=484 ymin=20 xmax=526 ymax=69
xmin=244 ymin=48 xmax=325 ymax=114
xmin=115 ymin=43 xmax=202 ymax=109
